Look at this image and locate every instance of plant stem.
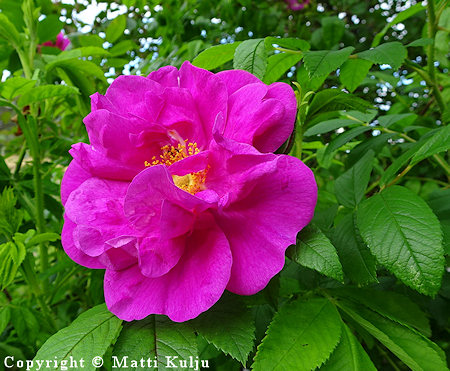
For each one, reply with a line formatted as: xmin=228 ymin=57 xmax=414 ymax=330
xmin=14 ymin=141 xmax=27 ymax=177
xmin=20 ymin=257 xmax=57 ymax=332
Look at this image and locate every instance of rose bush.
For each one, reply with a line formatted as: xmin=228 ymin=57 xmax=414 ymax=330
xmin=61 ymin=61 xmax=317 ymax=322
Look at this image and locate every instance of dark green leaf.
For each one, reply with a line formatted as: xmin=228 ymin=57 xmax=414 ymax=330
xmin=0 ymin=13 xmax=21 ymax=47
xmin=113 ymin=315 xmax=197 ymax=371
xmin=378 ymin=113 xmax=417 ymax=128
xmin=340 ymin=58 xmax=373 ymax=93
xmin=296 ymin=64 xmax=329 ymax=92
xmin=357 ymin=186 xmax=445 ymax=296
xmin=79 ymin=34 xmax=105 ymax=47
xmin=48 ymin=59 xmax=106 ymax=82
xmin=192 ymin=292 xmax=255 ymax=364
xmin=320 ymin=323 xmax=377 ymax=371
xmin=347 ymin=133 xmax=395 ymax=168
xmin=17 ymin=85 xmax=79 ymax=108
xmin=357 ymin=42 xmax=407 ymax=70
xmin=33 ymin=304 xmax=122 ymax=371
xmin=253 ymin=298 xmax=342 ymax=371
xmin=193 ymin=42 xmax=241 ymax=70
xmin=335 ymin=150 xmax=374 ymax=208
xmin=265 ymin=37 xmax=310 ymax=51
xmin=303 ymin=47 xmax=354 ymax=78
xmin=10 ymin=305 xmax=40 ymax=346
xmin=263 ymin=53 xmax=302 ymax=84
xmin=340 ymin=302 xmax=448 ymax=371
xmin=0 ymin=187 xmax=22 ymax=238
xmin=334 ymin=288 xmax=431 ymax=337
xmin=105 ymin=14 xmax=126 ymax=43
xmin=38 ymin=14 xmax=64 ymax=43
xmin=109 ymin=40 xmax=138 ymax=57
xmin=287 ymin=224 xmax=344 ymax=282
xmin=331 ymin=213 xmax=377 ymax=284
xmin=233 ymin=39 xmax=267 ymax=80
xmin=0 ymin=306 xmax=10 ymax=335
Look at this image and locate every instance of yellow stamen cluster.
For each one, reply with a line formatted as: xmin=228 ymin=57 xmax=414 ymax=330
xmin=145 ymin=140 xmax=207 ymax=195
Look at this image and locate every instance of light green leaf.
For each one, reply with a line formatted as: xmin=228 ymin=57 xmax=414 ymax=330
xmin=306 ymin=90 xmax=371 ymax=125
xmin=106 ymin=14 xmax=126 ymax=43
xmin=47 ymin=58 xmax=106 ymax=82
xmin=341 ymin=303 xmax=448 ymax=371
xmin=17 ymin=85 xmax=79 ymax=108
xmin=335 ymin=150 xmax=374 ymax=208
xmin=406 ymin=38 xmax=434 ymax=47
xmin=304 ymin=118 xmax=359 ymax=137
xmin=287 ymin=224 xmax=344 ymax=282
xmin=303 ymin=47 xmax=354 ymax=78
xmin=264 ymin=37 xmax=310 ymax=52
xmin=378 ymin=113 xmax=417 ymax=128
xmin=296 ymin=64 xmax=329 ymax=92
xmin=37 ymin=14 xmax=64 ymax=43
xmin=253 ymin=298 xmax=342 ymax=371
xmin=25 ymin=232 xmax=60 ymax=248
xmin=109 ymin=40 xmax=138 ymax=57
xmin=192 ymin=292 xmax=255 ymax=364
xmin=32 ymin=304 xmax=122 ymax=371
xmin=340 ymin=58 xmax=373 ymax=93
xmin=0 ymin=13 xmax=21 ymax=47
xmin=320 ymin=323 xmax=377 ymax=371
xmin=357 ymin=186 xmax=445 ymax=296
xmin=79 ymin=34 xmax=105 ymax=47
xmin=113 ymin=315 xmax=197 ymax=371
xmin=411 ymin=125 xmax=450 ymax=165
xmin=233 ymin=39 xmax=267 ymax=80
xmin=358 ymin=42 xmax=407 ymax=70
xmin=0 ymin=77 xmax=36 ymax=100
xmin=0 ymin=242 xmax=20 ymax=289
xmin=0 ymin=187 xmax=23 ymax=238
xmin=263 ymin=53 xmax=303 ymax=84
xmin=77 ymin=46 xmax=111 ymax=57
xmin=334 ymin=288 xmax=431 ymax=337
xmin=331 ymin=213 xmax=378 ymax=284
xmin=324 ymin=126 xmax=372 ymax=157
xmin=193 ymin=42 xmax=241 ymax=70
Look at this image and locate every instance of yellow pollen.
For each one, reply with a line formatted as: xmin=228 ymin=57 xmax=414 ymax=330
xmin=145 ymin=140 xmax=207 ymax=195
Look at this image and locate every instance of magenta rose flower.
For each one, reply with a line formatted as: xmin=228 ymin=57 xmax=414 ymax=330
xmin=42 ymin=32 xmax=70 ymax=51
xmin=61 ymin=61 xmax=317 ymax=322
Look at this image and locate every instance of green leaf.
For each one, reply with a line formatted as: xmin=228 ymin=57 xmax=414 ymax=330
xmin=0 ymin=77 xmax=36 ymax=100
xmin=10 ymin=305 xmax=40 ymax=346
xmin=331 ymin=213 xmax=378 ymax=284
xmin=47 ymin=59 xmax=106 ymax=82
xmin=0 ymin=187 xmax=23 ymax=238
xmin=406 ymin=38 xmax=434 ymax=47
xmin=357 ymin=42 xmax=407 ymax=70
xmin=340 ymin=302 xmax=448 ymax=371
xmin=0 ymin=306 xmax=10 ymax=335
xmin=17 ymin=85 xmax=79 ymax=108
xmin=264 ymin=37 xmax=310 ymax=51
xmin=79 ymin=34 xmax=105 ymax=47
xmin=378 ymin=113 xmax=417 ymax=128
xmin=296 ymin=64 xmax=329 ymax=92
xmin=324 ymin=126 xmax=372 ymax=157
xmin=303 ymin=47 xmax=354 ymax=78
xmin=33 ymin=304 xmax=122 ymax=371
xmin=0 ymin=242 xmax=19 ymax=289
xmin=347 ymin=132 xmax=395 ymax=168
xmin=253 ymin=298 xmax=342 ymax=371
xmin=233 ymin=38 xmax=267 ymax=80
xmin=357 ymin=186 xmax=445 ymax=296
xmin=192 ymin=292 xmax=255 ymax=364
xmin=334 ymin=288 xmax=431 ymax=337
xmin=0 ymin=13 xmax=21 ymax=47
xmin=193 ymin=42 xmax=241 ymax=70
xmin=25 ymin=232 xmax=60 ymax=248
xmin=304 ymin=118 xmax=360 ymax=137
xmin=77 ymin=46 xmax=111 ymax=57
xmin=37 ymin=14 xmax=64 ymax=43
xmin=410 ymin=125 xmax=450 ymax=165
xmin=108 ymin=40 xmax=138 ymax=57
xmin=287 ymin=224 xmax=344 ymax=282
xmin=113 ymin=315 xmax=197 ymax=371
xmin=263 ymin=53 xmax=303 ymax=84
xmin=320 ymin=323 xmax=377 ymax=371
xmin=339 ymin=58 xmax=373 ymax=93
xmin=106 ymin=14 xmax=126 ymax=43
xmin=306 ymin=90 xmax=371 ymax=125
xmin=335 ymin=150 xmax=374 ymax=208
xmin=372 ymin=3 xmax=426 ymax=47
